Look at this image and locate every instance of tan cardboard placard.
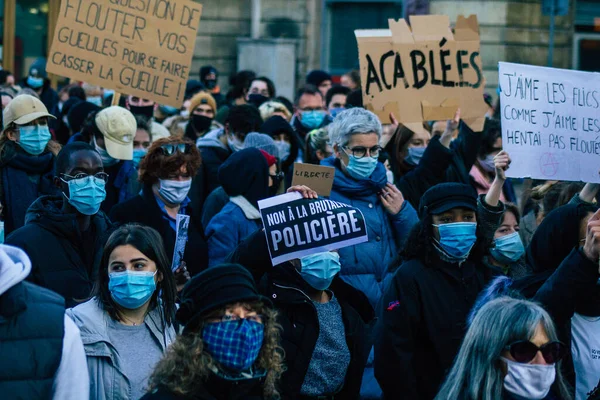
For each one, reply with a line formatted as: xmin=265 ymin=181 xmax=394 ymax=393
xmin=47 ymin=0 xmax=202 ymax=108
xmin=355 ymin=15 xmax=488 ymax=135
xmin=292 ymin=163 xmax=335 ymax=197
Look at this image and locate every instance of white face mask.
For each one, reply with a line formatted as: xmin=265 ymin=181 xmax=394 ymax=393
xmin=501 ymin=357 xmax=556 ymax=400
xmin=227 ymin=135 xmax=245 ymax=152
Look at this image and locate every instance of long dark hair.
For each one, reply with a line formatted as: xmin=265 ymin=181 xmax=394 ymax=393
xmin=385 ymin=123 xmax=431 ymax=179
xmin=401 ymin=214 xmax=488 ymax=267
xmin=92 ymin=224 xmax=177 ymax=325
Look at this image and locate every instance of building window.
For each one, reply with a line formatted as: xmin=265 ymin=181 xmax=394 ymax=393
xmin=325 ymin=1 xmax=403 ymax=76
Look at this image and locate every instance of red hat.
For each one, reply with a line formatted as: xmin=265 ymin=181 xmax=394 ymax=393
xmin=260 ymin=150 xmax=277 ymax=167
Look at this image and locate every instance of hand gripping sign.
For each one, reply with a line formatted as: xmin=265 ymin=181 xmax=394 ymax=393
xmin=355 ymin=15 xmax=489 ymax=136
xmin=258 ymin=192 xmax=369 ymax=265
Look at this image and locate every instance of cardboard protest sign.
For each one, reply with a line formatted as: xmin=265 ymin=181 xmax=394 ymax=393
xmin=258 ymin=192 xmax=368 ymax=265
xmin=291 ymin=163 xmax=335 ymax=197
xmin=355 ymin=15 xmax=488 ymax=135
xmin=499 ymin=62 xmax=600 ymax=183
xmin=171 ymin=214 xmax=190 ymax=271
xmin=47 ymin=0 xmax=202 ymax=108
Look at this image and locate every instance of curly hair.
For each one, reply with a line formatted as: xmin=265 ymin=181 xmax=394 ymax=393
xmin=139 ymin=137 xmax=201 ymax=186
xmin=147 ymin=301 xmax=284 ymax=398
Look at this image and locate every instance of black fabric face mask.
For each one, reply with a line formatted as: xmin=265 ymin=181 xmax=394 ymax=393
xmin=205 ymin=80 xmax=217 ymax=90
xmin=129 ymin=105 xmax=154 ymax=119
xmin=192 ymin=115 xmax=213 ymax=133
xmin=247 ymin=94 xmax=269 ymax=108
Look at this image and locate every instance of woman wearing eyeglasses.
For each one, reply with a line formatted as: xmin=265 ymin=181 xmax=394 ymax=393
xmin=67 ymin=224 xmax=178 ymax=400
xmin=142 ymin=264 xmax=284 ymax=400
xmin=5 ymin=142 xmax=112 ymax=307
xmin=110 ymin=137 xmax=208 ymax=277
xmin=205 ymin=147 xmax=281 ymax=267
xmin=321 ymin=107 xmax=418 ymax=310
xmin=436 ymin=297 xmax=572 ymax=400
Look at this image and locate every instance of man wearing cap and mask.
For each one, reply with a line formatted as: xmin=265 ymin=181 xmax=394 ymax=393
xmin=6 ymin=142 xmax=112 ymax=307
xmin=22 ymin=58 xmax=59 ymax=114
xmin=86 ymin=106 xmax=136 ymax=213
xmin=184 ymin=91 xmax=217 ymax=142
xmin=199 ymin=65 xmax=225 ymax=109
xmin=0 ymin=94 xmax=61 ymax=236
xmin=125 ymin=95 xmax=170 ymax=140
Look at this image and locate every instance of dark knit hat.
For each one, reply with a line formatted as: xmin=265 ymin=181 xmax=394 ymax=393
xmin=260 ymin=115 xmax=294 ymax=138
xmin=176 ymin=264 xmax=269 ymax=333
xmin=67 ymin=101 xmax=101 ymax=134
xmin=306 ymin=70 xmax=332 ymax=87
xmin=418 ymin=183 xmax=478 ymax=219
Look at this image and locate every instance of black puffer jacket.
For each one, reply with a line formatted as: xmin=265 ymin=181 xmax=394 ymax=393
xmin=227 ymin=229 xmax=375 ymax=400
xmin=5 ymin=196 xmax=111 ymax=307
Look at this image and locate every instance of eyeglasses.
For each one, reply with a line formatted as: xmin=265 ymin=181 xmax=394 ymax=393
xmin=505 ymin=340 xmax=566 ymax=364
xmin=209 ymin=314 xmax=264 ymax=325
xmin=270 ymin=172 xmax=284 ymax=181
xmin=158 ymin=143 xmax=192 ymax=156
xmin=343 ymin=145 xmax=381 ymax=159
xmin=60 ymin=172 xmax=108 ymax=188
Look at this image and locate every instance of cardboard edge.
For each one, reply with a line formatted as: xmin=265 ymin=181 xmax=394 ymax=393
xmin=422 ymin=99 xmax=459 ymax=121
xmin=454 ymin=15 xmax=480 ymax=41
xmin=409 ymin=15 xmax=454 ymax=43
xmin=388 ymin=19 xmax=415 ymax=44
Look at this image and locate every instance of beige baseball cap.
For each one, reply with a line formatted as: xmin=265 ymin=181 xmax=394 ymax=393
xmin=95 ymin=106 xmax=135 ymax=161
xmin=3 ymin=94 xmax=55 ymax=131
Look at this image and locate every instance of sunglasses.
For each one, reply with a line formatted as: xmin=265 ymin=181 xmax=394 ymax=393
xmin=505 ymin=340 xmax=566 ymax=364
xmin=158 ymin=143 xmax=192 ymax=156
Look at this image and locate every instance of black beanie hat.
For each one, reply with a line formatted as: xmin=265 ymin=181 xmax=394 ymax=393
xmin=176 ymin=264 xmax=268 ymax=332
xmin=260 ymin=115 xmax=294 ymax=138
xmin=67 ymin=101 xmax=101 ymax=134
xmin=306 ymin=70 xmax=332 ymax=87
xmin=419 ymin=183 xmax=478 ymax=219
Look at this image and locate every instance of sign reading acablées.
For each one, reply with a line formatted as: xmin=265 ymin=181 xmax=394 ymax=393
xmin=47 ymin=0 xmax=202 ymax=108
xmin=291 ymin=163 xmax=335 ymax=197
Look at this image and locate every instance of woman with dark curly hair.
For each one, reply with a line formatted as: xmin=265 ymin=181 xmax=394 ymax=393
xmin=110 ymin=136 xmax=208 ymax=276
xmin=142 ymin=264 xmax=284 ymax=400
xmin=375 ymin=162 xmax=510 ymax=400
xmin=67 ymin=224 xmax=178 ymax=400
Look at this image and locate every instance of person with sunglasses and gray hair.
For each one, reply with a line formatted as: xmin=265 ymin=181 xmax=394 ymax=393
xmin=436 ymin=296 xmax=573 ymax=400
xmin=321 ymin=107 xmax=418 ymax=310
xmin=110 ymin=137 xmax=208 ymax=277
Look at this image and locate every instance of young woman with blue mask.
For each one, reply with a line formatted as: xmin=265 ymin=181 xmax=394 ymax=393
xmin=226 ymin=216 xmax=375 ymax=399
xmin=0 ymin=94 xmax=61 ymax=236
xmin=67 ymin=224 xmax=178 ymax=400
xmin=376 ymin=178 xmax=509 ymax=400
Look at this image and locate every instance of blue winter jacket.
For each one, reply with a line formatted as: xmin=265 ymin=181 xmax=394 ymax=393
xmin=321 ymin=157 xmax=419 ymax=309
xmin=206 ymin=198 xmax=262 ymax=267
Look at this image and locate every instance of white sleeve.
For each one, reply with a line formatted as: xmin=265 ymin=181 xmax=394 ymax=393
xmin=52 ymin=315 xmax=90 ymax=400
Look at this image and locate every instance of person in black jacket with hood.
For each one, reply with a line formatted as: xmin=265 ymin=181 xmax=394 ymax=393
xmin=375 ymin=182 xmax=505 ymax=400
xmin=110 ymin=137 xmax=208 ymax=276
xmin=261 ymin=115 xmax=302 ymax=188
xmin=5 ymin=142 xmax=111 ymax=307
xmin=227 ymin=202 xmax=375 ymax=400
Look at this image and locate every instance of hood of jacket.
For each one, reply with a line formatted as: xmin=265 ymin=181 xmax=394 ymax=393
xmin=321 ymin=156 xmax=387 ymax=197
xmin=218 ymin=148 xmax=270 ymax=208
xmin=197 ymin=128 xmax=228 ymax=150
xmin=24 ymin=195 xmax=111 ymax=242
xmin=260 ymin=116 xmax=303 ymax=170
xmin=0 ymin=245 xmax=32 ymax=296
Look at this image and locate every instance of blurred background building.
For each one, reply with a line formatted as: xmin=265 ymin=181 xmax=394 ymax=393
xmin=1 ymin=0 xmax=598 ymax=98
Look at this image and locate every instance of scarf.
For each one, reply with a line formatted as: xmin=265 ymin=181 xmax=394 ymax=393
xmin=327 ymin=157 xmax=388 ymax=198
xmin=2 ymin=151 xmax=55 ymax=235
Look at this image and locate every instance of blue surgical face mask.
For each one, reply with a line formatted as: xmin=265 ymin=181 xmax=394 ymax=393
xmin=405 ymin=146 xmax=426 ymax=166
xmin=132 ymin=148 xmax=147 ymax=168
xmin=300 ymin=110 xmax=326 ymax=130
xmin=61 ymin=175 xmax=107 ymax=215
xmin=103 ymin=89 xmax=115 ymax=100
xmin=275 ymin=140 xmax=291 ymax=161
xmin=17 ymin=124 xmax=51 ymax=156
xmin=27 ymin=76 xmax=44 ymax=89
xmin=433 ymin=222 xmax=478 ymax=262
xmin=109 ymin=270 xmax=157 ymax=310
xmin=490 ymin=232 xmax=525 ymax=264
xmin=158 ymin=179 xmax=192 ymax=205
xmin=87 ymin=96 xmax=103 ymax=107
xmin=299 ymin=252 xmax=341 ymax=290
xmin=343 ymin=152 xmax=378 ymax=180
xmin=93 ymin=137 xmax=119 ymax=167
xmin=203 ymin=319 xmax=264 ymax=371
xmin=329 ymin=107 xmax=345 ymax=119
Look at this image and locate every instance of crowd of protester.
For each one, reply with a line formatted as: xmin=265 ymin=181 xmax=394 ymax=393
xmin=0 ymin=58 xmax=599 ymax=400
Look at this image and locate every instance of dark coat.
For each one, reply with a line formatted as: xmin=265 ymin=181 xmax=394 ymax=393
xmin=201 ymin=186 xmax=229 ymax=232
xmin=197 ymin=129 xmax=232 ymax=196
xmin=5 ymin=196 xmax=111 ymax=308
xmin=375 ymin=257 xmax=495 ymax=400
xmin=227 ymin=230 xmax=375 ymax=399
xmin=109 ymin=185 xmax=208 ymax=275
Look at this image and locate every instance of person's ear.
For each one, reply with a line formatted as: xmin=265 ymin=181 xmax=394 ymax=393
xmin=5 ymin=128 xmax=17 ymax=142
xmin=156 ymin=270 xmax=163 ymax=284
xmin=333 ymin=144 xmax=343 ymax=159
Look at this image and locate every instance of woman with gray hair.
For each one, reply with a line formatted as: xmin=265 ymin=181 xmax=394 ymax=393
xmin=321 ymin=107 xmax=418 ymax=309
xmin=436 ymin=297 xmax=572 ymax=400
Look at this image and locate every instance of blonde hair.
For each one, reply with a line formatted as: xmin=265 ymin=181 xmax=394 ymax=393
xmin=259 ymin=101 xmax=292 ymax=122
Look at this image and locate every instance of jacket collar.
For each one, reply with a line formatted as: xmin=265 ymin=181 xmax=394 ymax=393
xmin=230 ymin=196 xmax=261 ymax=220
